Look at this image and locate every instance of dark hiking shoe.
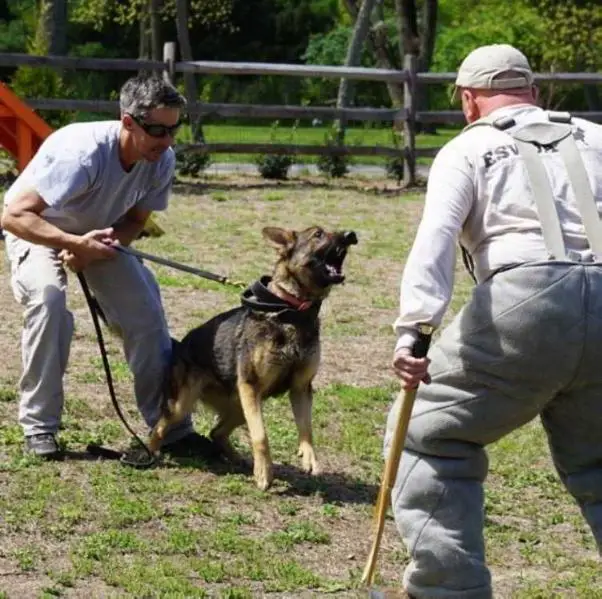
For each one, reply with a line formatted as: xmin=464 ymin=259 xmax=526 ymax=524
xmin=161 ymin=431 xmax=221 ymax=459
xmin=24 ymin=433 xmax=63 ymax=460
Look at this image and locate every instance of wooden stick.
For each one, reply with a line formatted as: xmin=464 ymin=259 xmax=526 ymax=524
xmin=361 ymin=324 xmax=434 ymax=587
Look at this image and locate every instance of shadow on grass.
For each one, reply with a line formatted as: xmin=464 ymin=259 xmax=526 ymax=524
xmin=3 ymin=439 xmax=379 ymax=506
xmin=161 ymin=454 xmax=379 ymax=506
xmin=273 ymin=463 xmax=379 ymax=505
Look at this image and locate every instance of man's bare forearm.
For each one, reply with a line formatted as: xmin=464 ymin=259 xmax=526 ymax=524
xmin=112 ymin=219 xmax=146 ymax=247
xmin=1 ymin=210 xmax=81 ymax=252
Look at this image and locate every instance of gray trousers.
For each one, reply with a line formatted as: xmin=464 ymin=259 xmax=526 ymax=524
xmin=5 ymin=234 xmax=193 ymax=444
xmin=385 ymin=262 xmax=602 ymax=599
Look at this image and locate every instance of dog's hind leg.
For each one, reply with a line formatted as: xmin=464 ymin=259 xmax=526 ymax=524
xmin=148 ymin=413 xmax=172 ymax=454
xmin=210 ymin=407 xmax=245 ymax=463
xmin=238 ymin=380 xmax=273 ymax=490
xmin=290 ymin=379 xmax=320 ymax=475
xmin=148 ymin=380 xmax=201 ymax=454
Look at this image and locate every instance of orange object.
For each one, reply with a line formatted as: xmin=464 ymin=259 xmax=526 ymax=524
xmin=0 ymin=82 xmax=53 ymax=171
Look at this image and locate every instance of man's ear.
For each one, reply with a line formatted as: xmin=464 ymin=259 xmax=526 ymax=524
xmin=122 ymin=113 xmax=135 ymax=131
xmin=262 ymin=227 xmax=296 ymax=253
xmin=531 ymin=85 xmax=539 ymax=105
xmin=461 ymin=89 xmax=480 ymax=124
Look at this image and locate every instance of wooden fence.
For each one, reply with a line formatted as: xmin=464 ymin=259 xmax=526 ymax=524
xmin=1 ymin=42 xmax=602 ymax=184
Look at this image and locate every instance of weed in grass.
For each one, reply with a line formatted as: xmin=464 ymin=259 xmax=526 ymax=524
xmin=265 ymin=191 xmax=285 ymax=201
xmin=47 ymin=569 xmax=76 ymax=588
xmin=277 ymin=500 xmax=300 ymax=517
xmin=212 ymin=191 xmax=229 ymax=202
xmin=75 ymin=530 xmax=148 ymax=561
xmin=11 ymin=545 xmax=41 ymax=571
xmin=264 ymin=559 xmax=325 ymax=592
xmin=162 ymin=524 xmax=206 ymax=556
xmin=99 ymin=556 xmax=208 ymax=597
xmin=193 ymin=558 xmax=229 ymax=583
xmin=269 ymin=521 xmax=331 ymax=549
xmin=322 ymin=503 xmax=341 ymax=518
xmin=0 ymin=387 xmax=16 ymax=402
xmin=220 ymin=588 xmax=253 ymax=599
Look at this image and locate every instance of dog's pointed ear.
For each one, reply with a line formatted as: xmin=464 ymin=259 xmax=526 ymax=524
xmin=262 ymin=227 xmax=296 ymax=252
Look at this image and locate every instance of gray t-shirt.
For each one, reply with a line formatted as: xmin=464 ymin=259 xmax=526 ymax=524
xmin=3 ymin=120 xmax=175 ymax=235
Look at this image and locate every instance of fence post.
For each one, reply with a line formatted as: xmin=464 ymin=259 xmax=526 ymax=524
xmin=163 ymin=41 xmax=176 ymax=84
xmin=403 ymin=53 xmax=417 ymax=187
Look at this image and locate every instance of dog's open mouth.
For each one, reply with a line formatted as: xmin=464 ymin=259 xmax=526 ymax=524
xmin=317 ymin=231 xmax=358 ymax=285
xmin=322 ymin=245 xmax=347 ymax=284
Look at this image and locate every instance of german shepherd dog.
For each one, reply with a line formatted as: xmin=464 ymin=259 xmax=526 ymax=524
xmin=148 ymin=226 xmax=358 ymax=490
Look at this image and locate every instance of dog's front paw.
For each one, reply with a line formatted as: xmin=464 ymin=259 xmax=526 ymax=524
xmin=254 ymin=458 xmax=274 ymax=491
xmin=298 ymin=444 xmax=320 ymax=475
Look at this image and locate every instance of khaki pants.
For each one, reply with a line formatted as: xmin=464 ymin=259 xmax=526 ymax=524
xmin=386 ymin=262 xmax=602 ymax=598
xmin=5 ymin=234 xmax=193 ymax=444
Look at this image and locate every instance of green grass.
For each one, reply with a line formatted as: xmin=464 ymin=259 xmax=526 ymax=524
xmin=176 ymin=122 xmax=459 ymax=166
xmin=0 ymin=181 xmax=600 ymax=597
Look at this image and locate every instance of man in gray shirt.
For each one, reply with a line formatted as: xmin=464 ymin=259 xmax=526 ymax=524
xmin=2 ymin=74 xmax=207 ymax=459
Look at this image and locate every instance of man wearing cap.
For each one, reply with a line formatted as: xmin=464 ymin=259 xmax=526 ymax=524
xmin=379 ymin=44 xmax=602 ymax=598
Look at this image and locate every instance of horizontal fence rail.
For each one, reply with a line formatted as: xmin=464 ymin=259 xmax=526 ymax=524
xmin=175 ymin=142 xmax=420 ymax=158
xmin=21 ymin=98 xmax=602 ymax=127
xmin=2 ymin=52 xmax=602 ymax=84
xmin=1 ymin=45 xmax=601 ymax=185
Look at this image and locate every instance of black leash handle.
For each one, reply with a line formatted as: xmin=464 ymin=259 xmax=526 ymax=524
xmin=114 ymin=245 xmax=245 ymax=288
xmin=77 ymin=271 xmax=155 ymax=468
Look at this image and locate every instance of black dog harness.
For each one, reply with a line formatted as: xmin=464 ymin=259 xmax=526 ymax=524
xmin=241 ymin=276 xmax=321 ymax=324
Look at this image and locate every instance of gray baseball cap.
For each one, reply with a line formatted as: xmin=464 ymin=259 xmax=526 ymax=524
xmin=454 ymin=44 xmax=534 ymax=97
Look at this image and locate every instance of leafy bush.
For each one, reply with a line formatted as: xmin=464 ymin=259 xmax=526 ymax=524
xmin=175 ymin=151 xmax=211 ymax=178
xmin=386 ymin=129 xmax=404 ymax=183
xmin=256 ymin=154 xmax=294 ymax=180
xmin=386 ymin=156 xmax=404 ymax=183
xmin=256 ymin=120 xmax=295 ymax=180
xmin=316 ymin=126 xmax=349 ymax=178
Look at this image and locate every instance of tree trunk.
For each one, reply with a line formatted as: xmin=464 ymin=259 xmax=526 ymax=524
xmin=395 ymin=0 xmax=438 ymax=133
xmin=139 ymin=12 xmax=149 ymax=60
xmin=38 ymin=0 xmax=67 ymax=55
xmin=48 ymin=0 xmax=67 ymax=55
xmin=336 ymin=0 xmax=377 ymax=143
xmin=175 ymin=0 xmax=205 ymax=142
xmin=418 ymin=0 xmax=437 ymax=73
xmin=395 ymin=0 xmax=420 ymax=56
xmin=149 ymin=0 xmax=162 ymax=63
xmin=343 ymin=0 xmax=403 ymax=108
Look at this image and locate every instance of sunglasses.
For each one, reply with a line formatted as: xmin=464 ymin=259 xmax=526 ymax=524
xmin=128 ymin=113 xmax=182 ymax=138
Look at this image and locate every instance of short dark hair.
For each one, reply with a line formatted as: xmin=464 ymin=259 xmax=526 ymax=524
xmin=119 ymin=74 xmax=187 ymax=119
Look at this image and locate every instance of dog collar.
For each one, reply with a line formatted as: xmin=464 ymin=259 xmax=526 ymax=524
xmin=240 ymin=276 xmax=321 ymax=323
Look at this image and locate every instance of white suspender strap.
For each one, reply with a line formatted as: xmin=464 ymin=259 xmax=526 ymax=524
xmin=556 ymin=134 xmax=602 ymax=257
xmin=511 ymin=138 xmax=567 ymax=260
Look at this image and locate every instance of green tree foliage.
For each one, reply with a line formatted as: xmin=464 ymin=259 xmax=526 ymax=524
xmin=70 ymin=0 xmax=235 ymax=32
xmin=433 ymin=0 xmax=602 ymax=109
xmin=0 ymin=0 xmax=599 ymax=120
xmin=9 ymin=0 xmax=70 ymax=127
